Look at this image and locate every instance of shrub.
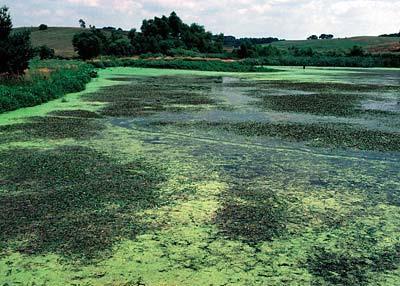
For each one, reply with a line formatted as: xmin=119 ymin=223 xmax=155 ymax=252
xmin=38 ymin=24 xmax=48 ymax=30
xmin=35 ymin=45 xmax=55 ymax=59
xmin=72 ymin=31 xmax=101 ymax=60
xmin=0 ymin=60 xmax=94 ymax=113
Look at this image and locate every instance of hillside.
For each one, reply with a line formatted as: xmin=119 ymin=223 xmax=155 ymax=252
xmin=13 ymin=27 xmax=400 ymax=58
xmin=14 ymin=27 xmax=84 ymax=57
xmin=270 ymin=36 xmax=400 ymax=53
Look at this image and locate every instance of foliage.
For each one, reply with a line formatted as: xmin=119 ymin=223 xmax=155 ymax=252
xmin=72 ymin=30 xmax=102 ymax=59
xmin=224 ymin=35 xmax=281 ymax=47
xmin=348 ymin=45 xmax=365 ymax=57
xmin=319 ymin=33 xmax=334 ymax=39
xmin=79 ymin=19 xmax=86 ymax=29
xmin=35 ymin=45 xmax=55 ymax=59
xmin=0 ymin=6 xmax=33 ymax=76
xmin=0 ymin=60 xmax=94 ymax=113
xmin=38 ymin=24 xmax=48 ymax=30
xmin=127 ymin=12 xmax=224 ymax=55
xmin=307 ymin=35 xmax=318 ymax=40
xmin=0 ymin=6 xmax=12 ymax=40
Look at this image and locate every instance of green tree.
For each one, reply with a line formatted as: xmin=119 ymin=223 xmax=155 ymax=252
xmin=36 ymin=45 xmax=55 ymax=59
xmin=0 ymin=6 xmax=12 ymax=40
xmin=72 ymin=31 xmax=101 ymax=59
xmin=0 ymin=6 xmax=33 ymax=76
xmin=79 ymin=19 xmax=86 ymax=29
xmin=108 ymin=38 xmax=134 ymax=56
xmin=38 ymin=24 xmax=48 ymax=30
xmin=348 ymin=45 xmax=365 ymax=57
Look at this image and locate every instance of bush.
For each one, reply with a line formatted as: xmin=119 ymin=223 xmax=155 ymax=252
xmin=38 ymin=24 xmax=48 ymax=30
xmin=35 ymin=45 xmax=55 ymax=59
xmin=72 ymin=31 xmax=101 ymax=60
xmin=0 ymin=60 xmax=94 ymax=113
xmin=107 ymin=38 xmax=134 ymax=56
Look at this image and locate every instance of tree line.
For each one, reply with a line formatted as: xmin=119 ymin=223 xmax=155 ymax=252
xmin=73 ymin=12 xmax=224 ymax=59
xmin=307 ymin=34 xmax=334 ymax=40
xmin=223 ymin=36 xmax=282 ymax=47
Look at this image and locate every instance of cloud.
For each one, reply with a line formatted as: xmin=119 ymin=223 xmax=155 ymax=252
xmin=7 ymin=0 xmax=400 ymax=39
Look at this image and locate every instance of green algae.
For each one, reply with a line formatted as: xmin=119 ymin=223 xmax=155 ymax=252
xmin=0 ymin=66 xmax=399 ymax=286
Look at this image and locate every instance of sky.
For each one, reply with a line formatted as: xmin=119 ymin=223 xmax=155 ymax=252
xmin=6 ymin=0 xmax=400 ymax=39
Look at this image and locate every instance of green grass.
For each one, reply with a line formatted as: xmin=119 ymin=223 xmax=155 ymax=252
xmin=271 ymin=36 xmax=400 ymax=53
xmin=0 ymin=59 xmax=95 ymax=114
xmin=14 ymin=27 xmax=84 ymax=58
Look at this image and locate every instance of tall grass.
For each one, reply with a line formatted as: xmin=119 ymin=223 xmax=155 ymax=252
xmin=0 ymin=60 xmax=95 ymax=114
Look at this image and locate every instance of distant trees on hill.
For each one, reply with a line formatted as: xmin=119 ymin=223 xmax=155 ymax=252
xmin=0 ymin=6 xmax=33 ymax=76
xmin=379 ymin=31 xmax=400 ymax=37
xmin=224 ymin=36 xmax=281 ymax=47
xmin=307 ymin=34 xmax=334 ymax=40
xmin=79 ymin=19 xmax=86 ymax=29
xmin=319 ymin=34 xmax=334 ymax=39
xmin=38 ymin=24 xmax=48 ymax=30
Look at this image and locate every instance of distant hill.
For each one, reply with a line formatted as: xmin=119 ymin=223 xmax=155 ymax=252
xmin=270 ymin=36 xmax=400 ymax=54
xmin=14 ymin=27 xmax=84 ymax=57
xmin=12 ymin=27 xmax=400 ymax=57
xmin=14 ymin=27 xmax=126 ymax=58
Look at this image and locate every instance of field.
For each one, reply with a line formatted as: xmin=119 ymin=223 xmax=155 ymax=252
xmin=271 ymin=36 xmax=400 ymax=53
xmin=0 ymin=66 xmax=400 ymax=285
xmin=13 ymin=27 xmax=400 ymax=58
xmin=14 ymin=27 xmax=84 ymax=57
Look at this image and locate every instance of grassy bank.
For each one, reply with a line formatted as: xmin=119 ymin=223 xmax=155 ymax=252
xmin=90 ymin=58 xmax=277 ymax=72
xmin=0 ymin=60 xmax=95 ymax=114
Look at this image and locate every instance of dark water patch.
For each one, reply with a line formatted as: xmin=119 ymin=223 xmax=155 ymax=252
xmin=0 ymin=146 xmax=165 ymax=260
xmin=0 ymin=116 xmax=104 ymax=142
xmin=48 ymin=109 xmax=103 ymax=119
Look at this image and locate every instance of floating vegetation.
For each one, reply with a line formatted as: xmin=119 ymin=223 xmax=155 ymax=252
xmin=85 ymin=76 xmax=219 ymax=117
xmin=151 ymin=120 xmax=400 ymax=152
xmin=0 ymin=115 xmax=105 ymax=142
xmin=1 ymin=67 xmax=400 ymax=285
xmin=307 ymin=233 xmax=400 ymax=285
xmin=48 ymin=109 xmax=103 ymax=118
xmin=0 ymin=146 xmax=165 ymax=259
xmin=215 ymin=183 xmax=287 ymax=243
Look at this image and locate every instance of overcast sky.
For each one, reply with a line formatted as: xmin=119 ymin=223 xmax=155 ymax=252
xmin=6 ymin=0 xmax=400 ymax=39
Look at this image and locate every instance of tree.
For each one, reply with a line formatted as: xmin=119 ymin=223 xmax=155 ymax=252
xmin=168 ymin=12 xmax=182 ymax=37
xmin=79 ymin=19 xmax=86 ymax=29
xmin=319 ymin=34 xmax=334 ymax=39
xmin=72 ymin=31 xmax=101 ymax=59
xmin=307 ymin=35 xmax=318 ymax=40
xmin=348 ymin=45 xmax=365 ymax=57
xmin=0 ymin=6 xmax=12 ymax=40
xmin=35 ymin=45 xmax=55 ymax=59
xmin=237 ymin=41 xmax=255 ymax=58
xmin=38 ymin=24 xmax=48 ymax=30
xmin=0 ymin=6 xmax=33 ymax=76
xmin=108 ymin=38 xmax=134 ymax=56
